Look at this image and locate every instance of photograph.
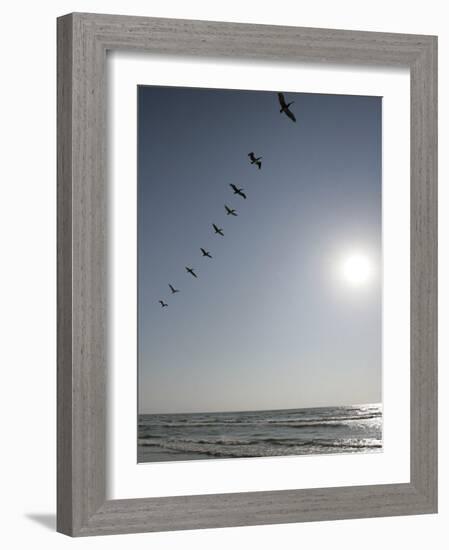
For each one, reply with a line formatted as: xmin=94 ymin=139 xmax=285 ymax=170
xmin=137 ymin=84 xmax=382 ymax=463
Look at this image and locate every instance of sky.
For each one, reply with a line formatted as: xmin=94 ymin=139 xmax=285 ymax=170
xmin=137 ymin=85 xmax=382 ymax=414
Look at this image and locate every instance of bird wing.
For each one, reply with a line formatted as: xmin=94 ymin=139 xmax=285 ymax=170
xmin=225 ymin=205 xmax=230 ymax=213
xmin=200 ymin=248 xmax=206 ymax=254
xmin=286 ymin=108 xmax=296 ymax=122
xmin=278 ymin=92 xmax=287 ymax=108
xmin=230 ymin=184 xmax=237 ymax=191
xmin=248 ymin=152 xmax=255 ymax=161
xmin=169 ymin=284 xmax=174 ymax=291
xmin=213 ymin=224 xmax=218 ymax=231
xmin=240 ymin=191 xmax=247 ymax=199
xmin=256 ymin=161 xmax=262 ymax=169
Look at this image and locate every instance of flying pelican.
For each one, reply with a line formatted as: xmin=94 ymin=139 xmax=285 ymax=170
xmin=185 ymin=266 xmax=198 ymax=278
xmin=248 ymin=152 xmax=262 ymax=169
xmin=201 ymin=248 xmax=213 ymax=258
xmin=225 ymin=205 xmax=237 ymax=216
xmin=277 ymin=92 xmax=296 ymax=122
xmin=159 ymin=300 xmax=168 ymax=308
xmin=168 ymin=284 xmax=179 ymax=294
xmin=229 ymin=183 xmax=247 ymax=199
xmin=212 ymin=223 xmax=224 ymax=236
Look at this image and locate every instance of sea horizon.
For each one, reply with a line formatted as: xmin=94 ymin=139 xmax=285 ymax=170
xmin=139 ymin=401 xmax=381 ymax=417
xmin=138 ymin=402 xmax=382 ymax=463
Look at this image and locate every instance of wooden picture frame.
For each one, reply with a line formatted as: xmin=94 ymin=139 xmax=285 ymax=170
xmin=57 ymin=12 xmax=438 ymax=536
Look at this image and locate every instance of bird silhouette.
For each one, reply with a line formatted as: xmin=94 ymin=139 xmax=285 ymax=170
xmin=248 ymin=152 xmax=262 ymax=169
xmin=225 ymin=205 xmax=237 ymax=216
xmin=229 ymin=183 xmax=247 ymax=199
xmin=278 ymin=92 xmax=296 ymax=122
xmin=185 ymin=266 xmax=198 ymax=278
xmin=201 ymin=247 xmax=213 ymax=258
xmin=168 ymin=284 xmax=179 ymax=294
xmin=213 ymin=223 xmax=224 ymax=236
xmin=159 ymin=300 xmax=168 ymax=308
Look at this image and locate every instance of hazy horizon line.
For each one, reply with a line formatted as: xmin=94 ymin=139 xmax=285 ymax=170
xmin=139 ymin=401 xmax=382 ymax=416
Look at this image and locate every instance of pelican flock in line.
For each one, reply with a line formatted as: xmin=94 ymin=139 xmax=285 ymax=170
xmin=213 ymin=223 xmax=224 ymax=236
xmin=229 ymin=183 xmax=247 ymax=199
xmin=248 ymin=152 xmax=262 ymax=169
xmin=225 ymin=205 xmax=237 ymax=216
xmin=201 ymin=248 xmax=213 ymax=258
xmin=185 ymin=266 xmax=198 ymax=278
xmin=157 ymin=92 xmax=298 ymax=308
xmin=278 ymin=92 xmax=296 ymax=122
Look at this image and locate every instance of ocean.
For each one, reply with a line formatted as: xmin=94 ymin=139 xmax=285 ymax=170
xmin=137 ymin=403 xmax=382 ymax=462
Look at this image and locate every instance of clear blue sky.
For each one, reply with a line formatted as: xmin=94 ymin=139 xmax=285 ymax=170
xmin=138 ymin=85 xmax=382 ymax=414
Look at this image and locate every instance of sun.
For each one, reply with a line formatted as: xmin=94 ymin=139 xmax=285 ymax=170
xmin=340 ymin=253 xmax=373 ymax=287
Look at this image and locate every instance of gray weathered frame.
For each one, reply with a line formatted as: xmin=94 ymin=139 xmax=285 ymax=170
xmin=57 ymin=12 xmax=437 ymax=537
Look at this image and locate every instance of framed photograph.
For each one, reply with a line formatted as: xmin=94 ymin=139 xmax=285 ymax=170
xmin=57 ymin=12 xmax=437 ymax=536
